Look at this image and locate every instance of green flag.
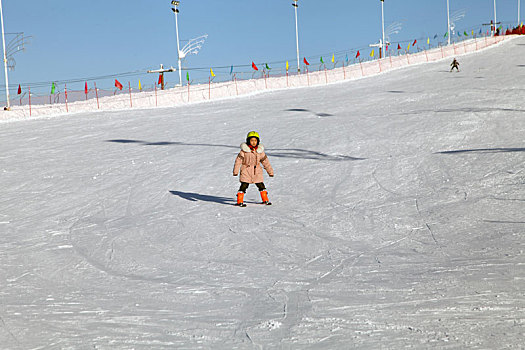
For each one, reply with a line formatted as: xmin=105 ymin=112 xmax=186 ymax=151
xmin=50 ymin=82 xmax=56 ymax=94
xmin=265 ymin=63 xmax=270 ymax=70
xmin=444 ymin=32 xmax=448 ymax=38
xmin=186 ymin=71 xmax=189 ymax=81
xmin=464 ymin=31 xmax=468 ymax=36
xmin=320 ymin=56 xmax=324 ymax=64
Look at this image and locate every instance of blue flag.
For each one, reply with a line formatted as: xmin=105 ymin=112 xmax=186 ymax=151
xmin=345 ymin=54 xmax=348 ymax=62
xmin=230 ymin=65 xmax=233 ymax=75
xmin=433 ymin=34 xmax=438 ymax=39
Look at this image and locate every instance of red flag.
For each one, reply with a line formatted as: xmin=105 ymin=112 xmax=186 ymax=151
xmin=355 ymin=51 xmax=360 ymax=58
xmin=17 ymin=84 xmax=21 ymax=95
xmin=386 ymin=45 xmax=389 ymax=51
xmin=252 ymin=62 xmax=258 ymax=71
xmin=84 ymin=82 xmax=88 ymax=94
xmin=115 ymin=79 xmax=123 ymax=90
xmin=413 ymin=39 xmax=417 ymax=46
xmin=397 ymin=44 xmax=401 ymax=50
xmin=158 ymin=74 xmax=163 ymax=85
xmin=303 ymin=57 xmax=310 ymax=65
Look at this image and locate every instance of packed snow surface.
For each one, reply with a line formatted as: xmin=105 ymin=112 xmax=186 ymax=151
xmin=1 ymin=37 xmax=524 ymax=349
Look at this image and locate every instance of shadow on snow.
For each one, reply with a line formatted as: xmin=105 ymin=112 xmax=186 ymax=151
xmin=106 ymin=140 xmax=366 ymax=162
xmin=436 ymin=147 xmax=525 ymax=154
xmin=106 ymin=139 xmax=238 ymax=149
xmin=483 ymin=220 xmax=525 ymax=224
xmin=284 ymin=108 xmax=334 ymax=118
xmin=268 ymin=149 xmax=366 ymax=161
xmin=169 ymin=191 xmax=264 ymax=205
xmin=169 ymin=191 xmax=235 ymax=205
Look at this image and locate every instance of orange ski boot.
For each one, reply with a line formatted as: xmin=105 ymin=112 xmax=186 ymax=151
xmin=260 ymin=190 xmax=272 ymax=205
xmin=236 ymin=192 xmax=246 ymax=207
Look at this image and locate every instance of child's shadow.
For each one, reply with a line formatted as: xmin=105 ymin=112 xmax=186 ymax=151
xmin=169 ymin=191 xmax=236 ymax=205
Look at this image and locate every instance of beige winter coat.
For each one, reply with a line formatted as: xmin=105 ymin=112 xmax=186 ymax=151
xmin=233 ymin=143 xmax=274 ymax=183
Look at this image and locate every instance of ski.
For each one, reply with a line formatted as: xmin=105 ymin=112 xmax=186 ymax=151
xmin=234 ymin=202 xmax=272 ymax=207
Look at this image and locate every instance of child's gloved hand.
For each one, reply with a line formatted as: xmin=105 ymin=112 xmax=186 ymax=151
xmin=233 ymin=173 xmax=238 ymax=176
xmin=269 ymin=175 xmax=274 ymax=177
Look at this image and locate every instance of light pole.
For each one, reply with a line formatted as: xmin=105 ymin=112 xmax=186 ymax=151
xmin=494 ymin=0 xmax=497 ymax=35
xmin=292 ymin=0 xmax=300 ymax=73
xmin=171 ymin=0 xmax=182 ymax=86
xmin=380 ymin=0 xmax=385 ymax=58
xmin=0 ymin=0 xmax=10 ymax=110
xmin=446 ymin=0 xmax=451 ymax=45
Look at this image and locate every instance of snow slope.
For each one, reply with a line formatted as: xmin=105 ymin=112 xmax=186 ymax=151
xmin=0 ymin=37 xmax=524 ymax=349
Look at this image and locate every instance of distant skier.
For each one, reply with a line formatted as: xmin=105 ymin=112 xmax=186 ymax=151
xmin=233 ymin=131 xmax=274 ymax=207
xmin=450 ymin=58 xmax=460 ymax=72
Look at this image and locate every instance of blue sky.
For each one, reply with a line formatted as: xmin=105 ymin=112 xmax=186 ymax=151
xmin=1 ymin=0 xmax=522 ymax=95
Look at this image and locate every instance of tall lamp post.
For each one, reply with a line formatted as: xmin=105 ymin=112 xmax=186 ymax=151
xmin=0 ymin=0 xmax=10 ymax=110
xmin=518 ymin=0 xmax=521 ymax=25
xmin=292 ymin=0 xmax=300 ymax=73
xmin=380 ymin=0 xmax=385 ymax=58
xmin=494 ymin=0 xmax=498 ymax=35
xmin=446 ymin=0 xmax=451 ymax=45
xmin=171 ymin=0 xmax=182 ymax=86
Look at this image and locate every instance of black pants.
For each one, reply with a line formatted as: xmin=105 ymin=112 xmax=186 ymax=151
xmin=238 ymin=182 xmax=266 ymax=193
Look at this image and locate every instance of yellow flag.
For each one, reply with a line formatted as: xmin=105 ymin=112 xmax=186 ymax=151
xmin=331 ymin=54 xmax=335 ymax=63
xmin=407 ymin=43 xmax=411 ymax=51
xmin=471 ymin=30 xmax=474 ymax=36
xmin=370 ymin=49 xmax=375 ymax=57
xmin=427 ymin=37 xmax=430 ymax=45
xmin=210 ymin=68 xmax=216 ymax=77
xmin=138 ymin=79 xmax=142 ymax=91
xmin=286 ymin=61 xmax=289 ymax=71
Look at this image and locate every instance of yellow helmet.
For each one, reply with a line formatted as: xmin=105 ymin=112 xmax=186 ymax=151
xmin=246 ymin=131 xmax=260 ymax=140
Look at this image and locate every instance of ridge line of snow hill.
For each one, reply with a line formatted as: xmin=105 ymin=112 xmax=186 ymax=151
xmin=0 ymin=35 xmax=515 ymax=123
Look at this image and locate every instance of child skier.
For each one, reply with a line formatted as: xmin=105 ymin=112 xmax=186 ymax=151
xmin=450 ymin=58 xmax=460 ymax=72
xmin=233 ymin=131 xmax=274 ymax=207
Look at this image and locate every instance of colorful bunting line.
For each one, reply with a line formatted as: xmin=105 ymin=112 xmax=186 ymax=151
xmin=20 ymin=23 xmax=502 ymax=97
